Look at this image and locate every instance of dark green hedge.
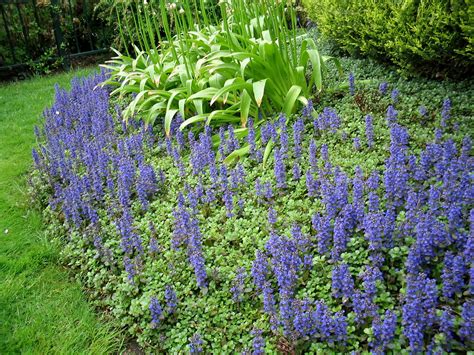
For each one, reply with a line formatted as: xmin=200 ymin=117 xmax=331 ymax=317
xmin=303 ymin=0 xmax=473 ymax=77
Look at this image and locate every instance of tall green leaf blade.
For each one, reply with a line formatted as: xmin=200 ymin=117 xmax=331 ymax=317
xmin=206 ymin=110 xmax=240 ymax=125
xmin=166 ymin=89 xmax=184 ymax=113
xmin=282 ymin=85 xmax=302 ymax=116
xmin=262 ymin=140 xmax=274 ymax=167
xmin=187 ymin=87 xmax=219 ymax=101
xmin=127 ymin=90 xmax=147 ymax=116
xmin=307 ymin=49 xmax=322 ymax=92
xmin=240 ymin=89 xmax=251 ymax=127
xmin=178 ymin=99 xmax=186 ymax=117
xmin=193 ymin=100 xmax=204 ymax=115
xmin=164 ymin=109 xmax=178 ymax=136
xmin=253 ymin=79 xmax=266 ymax=107
xmin=180 ymin=115 xmax=207 ymax=130
xmin=223 ymin=144 xmax=250 ymax=164
xmin=146 ymin=102 xmax=167 ymax=125
xmin=240 ymin=57 xmax=251 ymax=79
xmin=210 ymin=82 xmax=251 ymax=106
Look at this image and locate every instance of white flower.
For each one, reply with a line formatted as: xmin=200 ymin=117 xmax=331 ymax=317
xmin=4 ymin=229 xmax=8 ymax=234
xmin=179 ymin=8 xmax=185 ymax=14
xmin=55 ymin=111 xmax=60 ymax=115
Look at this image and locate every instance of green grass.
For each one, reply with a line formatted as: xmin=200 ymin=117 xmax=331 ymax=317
xmin=0 ymin=69 xmax=122 ymax=354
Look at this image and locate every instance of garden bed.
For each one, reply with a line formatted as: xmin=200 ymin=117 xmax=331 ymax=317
xmin=31 ymin=67 xmax=473 ymax=352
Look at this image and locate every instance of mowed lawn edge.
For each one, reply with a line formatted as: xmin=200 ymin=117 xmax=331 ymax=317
xmin=0 ymin=69 xmax=122 ymax=354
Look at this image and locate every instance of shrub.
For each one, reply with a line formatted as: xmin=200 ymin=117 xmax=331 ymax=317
xmin=302 ymin=0 xmax=473 ymax=77
xmin=32 ymin=72 xmax=473 ymax=352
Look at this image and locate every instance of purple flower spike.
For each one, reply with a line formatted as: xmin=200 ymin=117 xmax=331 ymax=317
xmin=349 ymin=72 xmax=355 ymax=96
xmin=268 ymin=207 xmax=277 ymax=226
xmin=386 ymin=105 xmax=398 ymax=126
xmin=149 ymin=296 xmax=162 ymax=327
xmin=353 ymin=137 xmax=361 ymax=150
xmin=274 ymin=148 xmax=286 ymax=189
xmin=391 ymin=89 xmax=399 ymax=104
xmin=231 ymin=267 xmax=247 ymax=303
xmin=441 ymin=98 xmax=451 ymax=128
xmin=365 ymin=114 xmax=374 ymax=148
xmin=165 ymin=285 xmax=178 ymax=314
xmin=379 ymin=82 xmax=388 ymax=95
xmin=251 ymin=328 xmax=265 ymax=355
xmin=189 ymin=333 xmax=203 ymax=354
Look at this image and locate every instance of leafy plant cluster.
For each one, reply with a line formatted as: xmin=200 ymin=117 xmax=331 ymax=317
xmin=31 ymin=70 xmax=473 ymax=353
xmin=302 ymin=0 xmax=473 ymax=77
xmin=94 ymin=0 xmax=222 ymax=51
xmin=101 ymin=0 xmax=341 ymax=162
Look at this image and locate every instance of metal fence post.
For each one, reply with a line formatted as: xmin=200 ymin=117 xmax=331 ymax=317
xmin=15 ymin=3 xmax=31 ymax=59
xmin=49 ymin=0 xmax=70 ymax=70
xmin=1 ymin=5 xmax=17 ymax=63
xmin=1 ymin=0 xmax=110 ymax=75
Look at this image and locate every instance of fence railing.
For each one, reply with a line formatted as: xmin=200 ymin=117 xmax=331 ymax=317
xmin=0 ymin=0 xmax=110 ymax=75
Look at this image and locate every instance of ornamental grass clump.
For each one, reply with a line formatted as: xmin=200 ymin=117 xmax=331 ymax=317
xmin=32 ymin=73 xmax=473 ymax=352
xmin=101 ymin=0 xmax=341 ymax=163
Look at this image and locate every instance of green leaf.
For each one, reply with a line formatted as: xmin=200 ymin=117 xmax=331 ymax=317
xmin=139 ymin=77 xmax=150 ymax=91
xmin=178 ymin=99 xmax=186 ymax=117
xmin=262 ymin=140 xmax=274 ymax=167
xmin=307 ymin=49 xmax=322 ymax=92
xmin=282 ymin=85 xmax=302 ymax=116
xmin=322 ymin=55 xmax=343 ymax=76
xmin=205 ymin=110 xmax=240 ymax=125
xmin=146 ymin=102 xmax=166 ymax=124
xmin=253 ymin=79 xmax=266 ymax=107
xmin=127 ymin=90 xmax=147 ymax=116
xmin=180 ymin=115 xmax=207 ymax=130
xmin=166 ymin=89 xmax=184 ymax=113
xmin=164 ymin=109 xmax=178 ymax=136
xmin=240 ymin=57 xmax=251 ymax=79
xmin=209 ymin=73 xmax=224 ymax=89
xmin=187 ymin=87 xmax=219 ymax=101
xmin=240 ymin=89 xmax=251 ymax=127
xmin=210 ymin=81 xmax=251 ymax=106
xmin=223 ymin=144 xmax=250 ymax=164
xmin=193 ymin=100 xmax=204 ymax=115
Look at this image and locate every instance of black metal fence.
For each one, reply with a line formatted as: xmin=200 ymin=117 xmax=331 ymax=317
xmin=0 ymin=0 xmax=111 ymax=77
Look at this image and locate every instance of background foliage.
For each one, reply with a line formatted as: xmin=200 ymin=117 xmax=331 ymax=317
xmin=302 ymin=0 xmax=473 ymax=77
xmin=0 ymin=0 xmax=112 ymax=76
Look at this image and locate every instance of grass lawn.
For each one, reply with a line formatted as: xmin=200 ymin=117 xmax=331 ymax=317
xmin=0 ymin=69 xmax=122 ymax=354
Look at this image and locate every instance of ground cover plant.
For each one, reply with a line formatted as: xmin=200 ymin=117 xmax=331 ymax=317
xmin=0 ymin=69 xmax=121 ymax=353
xmin=31 ymin=69 xmax=473 ymax=352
